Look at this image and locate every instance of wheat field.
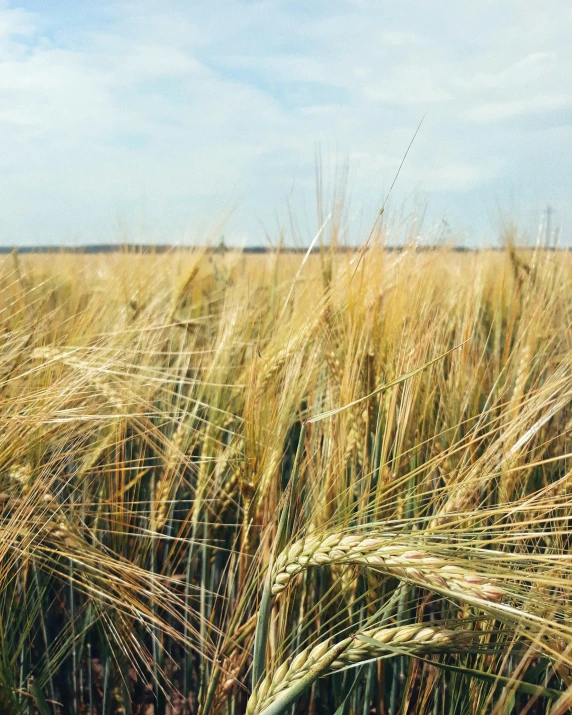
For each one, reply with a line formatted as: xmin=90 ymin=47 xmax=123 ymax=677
xmin=1 ymin=240 xmax=572 ymax=714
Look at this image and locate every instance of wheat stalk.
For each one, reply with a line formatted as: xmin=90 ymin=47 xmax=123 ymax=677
xmin=271 ymin=533 xmax=504 ymax=603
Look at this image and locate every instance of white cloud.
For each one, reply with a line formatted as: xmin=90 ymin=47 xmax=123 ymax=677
xmin=362 ymin=68 xmax=452 ymax=105
xmin=458 ymin=52 xmax=557 ymax=92
xmin=465 ymin=95 xmax=571 ymax=123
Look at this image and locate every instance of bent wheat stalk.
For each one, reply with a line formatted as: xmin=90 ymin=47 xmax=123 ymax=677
xmin=271 ymin=533 xmax=504 ymax=603
xmin=246 ymin=624 xmax=474 ymax=715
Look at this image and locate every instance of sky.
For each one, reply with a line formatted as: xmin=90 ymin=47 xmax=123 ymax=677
xmin=0 ymin=0 xmax=570 ymax=247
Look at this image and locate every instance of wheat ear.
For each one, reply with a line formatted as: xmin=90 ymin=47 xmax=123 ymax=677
xmin=247 ymin=624 xmax=473 ymax=715
xmin=330 ymin=623 xmax=473 ymax=667
xmin=271 ymin=533 xmax=504 ymax=603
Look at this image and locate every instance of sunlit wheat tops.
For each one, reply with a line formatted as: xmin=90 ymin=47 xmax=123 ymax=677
xmin=1 ymin=233 xmax=572 ymax=715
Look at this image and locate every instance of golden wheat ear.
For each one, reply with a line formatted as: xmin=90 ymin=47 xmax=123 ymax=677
xmin=271 ymin=533 xmax=504 ymax=604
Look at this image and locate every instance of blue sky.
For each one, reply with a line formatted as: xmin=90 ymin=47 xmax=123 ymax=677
xmin=0 ymin=0 xmax=570 ymax=246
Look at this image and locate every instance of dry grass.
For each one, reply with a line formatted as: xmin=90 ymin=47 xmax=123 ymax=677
xmin=1 ymin=239 xmax=572 ymax=714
